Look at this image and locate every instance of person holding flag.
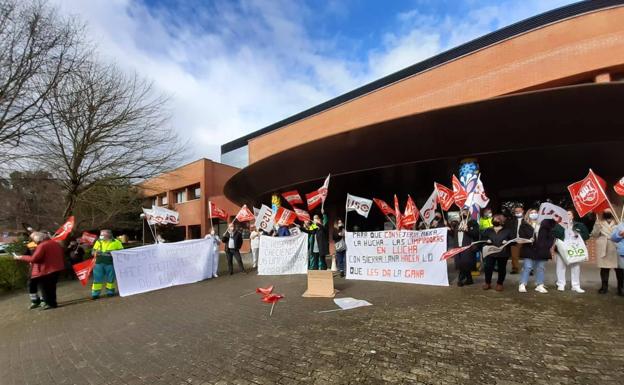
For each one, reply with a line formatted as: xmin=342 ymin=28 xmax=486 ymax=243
xmin=591 ymin=210 xmax=622 ymax=294
xmin=222 ymin=223 xmax=247 ymax=275
xmin=301 ymin=210 xmax=329 ymax=270
xmin=332 ymin=218 xmax=346 ymax=277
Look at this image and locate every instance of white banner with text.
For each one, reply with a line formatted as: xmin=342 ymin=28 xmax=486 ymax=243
xmin=258 ymin=233 xmax=308 ymax=275
xmin=345 ymin=229 xmax=449 ymax=286
xmin=111 ymin=239 xmax=214 ymax=297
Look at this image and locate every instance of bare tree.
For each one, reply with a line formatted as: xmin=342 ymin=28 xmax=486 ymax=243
xmin=0 ymin=0 xmax=82 ymax=156
xmin=29 ymin=59 xmax=186 ymax=219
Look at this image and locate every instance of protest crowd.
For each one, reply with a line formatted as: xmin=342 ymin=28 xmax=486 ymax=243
xmin=10 ymin=169 xmax=624 ymax=309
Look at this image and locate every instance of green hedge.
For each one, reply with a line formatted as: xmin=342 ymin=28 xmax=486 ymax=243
xmin=0 ymin=256 xmax=29 ymax=291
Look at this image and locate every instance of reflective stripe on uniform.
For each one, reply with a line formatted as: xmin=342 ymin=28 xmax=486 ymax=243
xmin=105 ymin=282 xmax=116 ymax=290
xmin=92 ymin=283 xmax=103 ymax=291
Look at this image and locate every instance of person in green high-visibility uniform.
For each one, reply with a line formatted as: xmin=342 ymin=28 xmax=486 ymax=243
xmin=91 ymin=229 xmax=123 ymax=299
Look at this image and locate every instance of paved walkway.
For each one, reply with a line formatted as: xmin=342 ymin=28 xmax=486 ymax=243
xmin=1 ymin=256 xmax=623 ymax=385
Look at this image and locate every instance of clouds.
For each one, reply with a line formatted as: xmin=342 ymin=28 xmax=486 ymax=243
xmin=50 ymin=0 xmax=574 ymax=163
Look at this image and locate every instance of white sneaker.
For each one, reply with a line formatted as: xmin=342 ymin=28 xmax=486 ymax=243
xmin=213 ymin=273 xmax=218 ymax=278
xmin=518 ymin=284 xmax=527 ymax=293
xmin=572 ymin=287 xmax=585 ymax=293
xmin=535 ymin=285 xmax=548 ymax=294
xmin=557 ymin=285 xmax=565 ymax=291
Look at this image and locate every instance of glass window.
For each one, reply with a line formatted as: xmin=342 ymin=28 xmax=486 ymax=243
xmin=176 ymin=190 xmax=186 ymax=203
xmin=161 ymin=195 xmax=168 ymax=205
xmin=193 ymin=187 xmax=201 ymax=199
xmin=221 ymin=145 xmax=249 ymax=168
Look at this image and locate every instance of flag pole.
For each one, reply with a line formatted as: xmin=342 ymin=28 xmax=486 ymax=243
xmin=344 ymin=197 xmax=349 ymax=232
xmin=591 ymin=169 xmax=621 ymax=224
xmin=208 ymin=200 xmax=214 ymax=233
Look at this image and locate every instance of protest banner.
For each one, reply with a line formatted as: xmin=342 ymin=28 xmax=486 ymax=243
xmin=111 ymin=238 xmax=215 ymax=297
xmin=537 ymin=202 xmax=569 ymax=226
xmin=255 ymin=204 xmax=275 ymax=232
xmin=258 ymin=233 xmax=308 ymax=275
xmin=345 ymin=228 xmax=449 ymax=286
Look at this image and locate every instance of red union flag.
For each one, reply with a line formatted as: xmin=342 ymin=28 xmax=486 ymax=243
xmin=401 ymin=195 xmax=419 ymax=228
xmin=73 ymin=258 xmax=95 ymax=286
xmin=306 ymin=190 xmax=323 ymax=211
xmin=373 ymin=198 xmax=395 ymax=216
xmin=274 ymin=207 xmax=297 ymax=226
xmin=79 ymin=232 xmax=98 ymax=245
xmin=318 ymin=174 xmax=330 ymax=202
xmin=51 ymin=216 xmax=74 ymax=241
xmin=281 ymin=190 xmax=304 ymax=206
xmin=567 ymin=169 xmax=609 ymax=217
xmin=614 ymin=176 xmax=624 ymax=196
xmin=209 ymin=201 xmax=228 ymax=220
xmin=440 ymin=245 xmax=472 ymax=261
xmin=435 ymin=183 xmax=455 ymax=211
xmin=293 ymin=207 xmax=311 ymax=222
xmin=451 ymin=175 xmax=467 ymax=209
xmin=235 ymin=205 xmax=255 ymax=222
xmin=394 ymin=195 xmax=402 ymax=230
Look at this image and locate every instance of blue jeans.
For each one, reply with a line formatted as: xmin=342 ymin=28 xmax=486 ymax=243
xmin=521 ymin=259 xmax=546 ymax=286
xmin=336 ymin=250 xmax=346 ymax=272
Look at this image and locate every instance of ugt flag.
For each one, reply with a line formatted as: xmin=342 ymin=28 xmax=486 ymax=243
xmin=434 ymin=183 xmax=454 ymax=211
xmin=209 ymin=201 xmax=228 ymax=220
xmin=281 ymin=190 xmax=304 ymax=206
xmin=274 ymin=207 xmax=297 ymax=226
xmin=346 ymin=194 xmax=373 ymax=218
xmin=614 ymin=176 xmax=624 ymax=196
xmin=373 ymin=198 xmax=395 ymax=216
xmin=568 ymin=169 xmax=609 ymax=217
xmin=452 ymin=175 xmax=467 ymax=209
xmin=235 ymin=205 xmax=255 ymax=222
xmin=401 ymin=195 xmax=419 ymax=228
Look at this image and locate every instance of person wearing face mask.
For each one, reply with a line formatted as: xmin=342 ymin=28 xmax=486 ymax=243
xmin=204 ymin=229 xmax=221 ymax=277
xmin=553 ymin=209 xmax=589 ymax=293
xmin=249 ymin=225 xmax=260 ymax=269
xmin=91 ymin=230 xmax=124 ymax=299
xmin=448 ymin=213 xmax=480 ymax=287
xmin=301 ymin=210 xmax=329 ymax=270
xmin=479 ymin=208 xmax=494 ymax=231
xmin=518 ymin=218 xmax=556 ymax=293
xmin=14 ymin=232 xmax=65 ymax=309
xmin=506 ymin=205 xmax=527 ymax=274
xmin=332 ymin=219 xmax=346 ymax=277
xmin=481 ymin=214 xmax=514 ymax=291
xmin=591 ymin=210 xmax=622 ymax=294
xmin=610 ymin=220 xmax=624 ymax=295
xmin=222 ymin=223 xmax=246 ymax=275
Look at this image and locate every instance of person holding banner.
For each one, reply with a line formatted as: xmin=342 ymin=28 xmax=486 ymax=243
xmin=448 ymin=215 xmax=480 ymax=286
xmin=301 ymin=212 xmax=329 ymax=270
xmin=333 ymin=219 xmax=346 ymax=277
xmin=553 ymin=209 xmax=589 ymax=293
xmin=591 ymin=210 xmax=622 ymax=294
xmin=222 ymin=224 xmax=247 ymax=275
xmin=13 ymin=232 xmax=65 ymax=309
xmin=482 ymin=214 xmax=515 ymax=291
xmin=518 ymin=219 xmax=556 ymax=294
xmin=91 ymin=230 xmax=124 ymax=299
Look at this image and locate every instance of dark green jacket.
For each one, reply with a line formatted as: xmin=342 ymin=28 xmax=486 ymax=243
xmin=553 ymin=222 xmax=590 ymax=241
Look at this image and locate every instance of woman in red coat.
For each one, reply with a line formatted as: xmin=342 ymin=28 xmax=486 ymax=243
xmin=14 ymin=232 xmax=65 ymax=309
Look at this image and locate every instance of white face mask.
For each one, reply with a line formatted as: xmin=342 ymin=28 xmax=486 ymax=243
xmin=529 ymin=213 xmax=539 ymax=220
xmin=99 ymin=235 xmax=105 ymax=240
xmin=515 ymin=213 xmax=523 ymax=218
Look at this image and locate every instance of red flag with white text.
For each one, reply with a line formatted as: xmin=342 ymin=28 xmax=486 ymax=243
xmin=567 ymin=169 xmax=609 ymax=217
xmin=434 ymin=183 xmax=455 ymax=211
xmin=209 ymin=201 xmax=228 ymax=220
xmin=401 ymin=195 xmax=419 ymax=229
xmin=373 ymin=198 xmax=395 ymax=217
xmin=235 ymin=205 xmax=255 ymax=222
xmin=293 ymin=207 xmax=311 ymax=222
xmin=306 ymin=190 xmax=322 ymax=211
xmin=452 ymin=175 xmax=468 ymax=209
xmin=614 ymin=176 xmax=624 ymax=196
xmin=51 ymin=216 xmax=74 ymax=241
xmin=274 ymin=207 xmax=297 ymax=226
xmin=281 ymin=190 xmax=304 ymax=206
xmin=73 ymin=258 xmax=95 ymax=286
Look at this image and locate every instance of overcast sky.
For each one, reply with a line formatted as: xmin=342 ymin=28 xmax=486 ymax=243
xmin=51 ymin=0 xmax=576 ymax=163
